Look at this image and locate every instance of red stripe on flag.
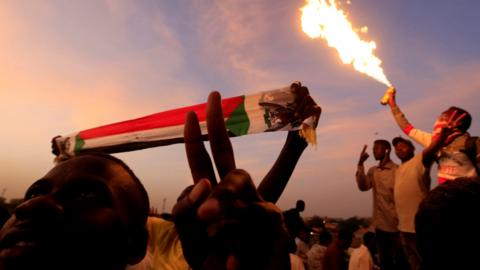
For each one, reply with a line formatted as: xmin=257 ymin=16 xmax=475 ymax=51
xmin=79 ymin=96 xmax=244 ymax=140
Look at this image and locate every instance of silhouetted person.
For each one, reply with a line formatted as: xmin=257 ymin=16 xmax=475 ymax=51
xmin=284 ymin=199 xmax=306 ymax=238
xmin=323 ymin=228 xmax=353 ymax=270
xmin=356 ymin=140 xmax=399 ymax=270
xmin=416 ymin=177 xmax=480 ymax=270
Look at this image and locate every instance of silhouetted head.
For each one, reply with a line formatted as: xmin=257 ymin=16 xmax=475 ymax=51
xmin=362 ymin=232 xmax=376 ymax=253
xmin=298 ymin=227 xmax=310 ymax=242
xmin=373 ymin=140 xmax=391 ymax=161
xmin=392 ymin=137 xmax=415 ymax=162
xmin=318 ymin=230 xmax=333 ymax=246
xmin=416 ymin=177 xmax=480 ymax=270
xmin=337 ymin=227 xmax=354 ymax=250
xmin=0 ymin=153 xmax=149 ymax=270
xmin=296 ymin=200 xmax=305 ymax=212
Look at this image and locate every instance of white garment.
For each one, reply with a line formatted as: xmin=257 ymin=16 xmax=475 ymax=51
xmin=348 ymin=244 xmax=373 ymax=270
xmin=295 ymin=237 xmax=309 ymax=264
xmin=307 ymin=244 xmax=327 ymax=270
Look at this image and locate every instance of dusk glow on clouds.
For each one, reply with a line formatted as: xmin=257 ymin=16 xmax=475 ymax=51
xmin=1 ymin=0 xmax=479 ymax=217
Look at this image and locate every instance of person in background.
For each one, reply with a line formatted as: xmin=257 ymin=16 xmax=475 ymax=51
xmin=308 ymin=230 xmax=333 ymax=270
xmin=355 ymin=140 xmax=399 ymax=270
xmin=348 ymin=232 xmax=377 ymax=270
xmin=323 ymin=227 xmax=354 ymax=270
xmin=296 ymin=226 xmax=311 ymax=268
xmin=386 ymin=89 xmax=480 ymax=183
xmin=284 ymin=199 xmax=307 ymax=239
xmin=391 ymin=136 xmax=434 ymax=270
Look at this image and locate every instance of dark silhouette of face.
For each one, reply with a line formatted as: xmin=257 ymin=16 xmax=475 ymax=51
xmin=373 ymin=143 xmax=388 ymax=161
xmin=394 ymin=141 xmax=414 ymax=162
xmin=0 ymin=155 xmax=147 ymax=270
xmin=296 ymin=200 xmax=305 ymax=212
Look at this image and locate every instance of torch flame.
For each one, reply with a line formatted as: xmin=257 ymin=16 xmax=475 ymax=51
xmin=301 ymin=0 xmax=391 ymax=87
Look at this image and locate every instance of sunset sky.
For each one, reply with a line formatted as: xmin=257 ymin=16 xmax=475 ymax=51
xmin=1 ymin=0 xmax=479 ymax=218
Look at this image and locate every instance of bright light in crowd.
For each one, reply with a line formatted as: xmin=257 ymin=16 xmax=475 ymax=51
xmin=301 ymin=0 xmax=392 ymax=87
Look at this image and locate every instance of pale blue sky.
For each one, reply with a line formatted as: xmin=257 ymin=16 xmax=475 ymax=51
xmin=1 ymin=0 xmax=479 ymax=217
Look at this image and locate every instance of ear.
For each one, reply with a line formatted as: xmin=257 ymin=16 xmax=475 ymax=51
xmin=126 ymin=226 xmax=149 ymax=265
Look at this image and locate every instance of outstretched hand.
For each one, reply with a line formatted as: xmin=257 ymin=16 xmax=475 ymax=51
xmin=173 ymin=92 xmax=291 ymax=270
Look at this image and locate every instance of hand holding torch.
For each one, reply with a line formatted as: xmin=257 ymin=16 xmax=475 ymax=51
xmin=380 ymin=87 xmax=396 ymax=105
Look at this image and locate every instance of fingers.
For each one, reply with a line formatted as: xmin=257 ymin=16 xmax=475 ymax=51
xmin=197 ymin=169 xmax=260 ymax=223
xmin=185 ymin=111 xmax=217 ymax=185
xmin=172 ymin=179 xmax=212 ymax=268
xmin=447 ymin=110 xmax=458 ymax=126
xmin=207 ymin=91 xmax=236 ymax=180
xmin=361 ymin=144 xmax=368 ymax=154
xmin=173 ymin=179 xmax=212 ymax=217
xmin=452 ymin=112 xmax=467 ymax=128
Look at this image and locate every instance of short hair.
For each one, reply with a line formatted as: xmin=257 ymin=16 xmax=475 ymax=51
xmin=296 ymin=200 xmax=305 ymax=210
xmin=319 ymin=230 xmax=333 ymax=246
xmin=73 ymin=152 xmax=150 ymax=229
xmin=392 ymin=136 xmax=415 ymax=151
xmin=416 ymin=177 xmax=480 ymax=270
xmin=374 ymin=139 xmax=391 ymax=150
xmin=337 ymin=227 xmax=354 ymax=241
xmin=443 ymin=106 xmax=472 ymax=132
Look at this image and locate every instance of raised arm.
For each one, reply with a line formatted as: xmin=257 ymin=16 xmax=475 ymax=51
xmin=387 ymin=89 xmax=432 ymax=147
xmin=356 ymin=145 xmax=373 ymax=191
xmin=257 ymin=83 xmax=321 ymax=203
xmin=257 ymin=131 xmax=308 ymax=203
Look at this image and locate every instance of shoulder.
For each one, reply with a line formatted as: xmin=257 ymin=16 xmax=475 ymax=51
xmin=386 ymin=161 xmax=398 ymax=170
xmin=411 ymin=153 xmax=424 ymax=164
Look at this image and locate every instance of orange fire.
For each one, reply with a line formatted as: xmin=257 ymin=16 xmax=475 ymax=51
xmin=301 ymin=0 xmax=391 ymax=87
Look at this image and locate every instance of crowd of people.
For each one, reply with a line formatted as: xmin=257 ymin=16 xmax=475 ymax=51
xmin=292 ymin=90 xmax=479 ymax=270
xmin=0 ymin=86 xmax=479 ymax=270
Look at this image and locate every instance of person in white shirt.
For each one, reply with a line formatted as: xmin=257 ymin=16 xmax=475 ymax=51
xmin=307 ymin=230 xmax=333 ymax=270
xmin=348 ymin=232 xmax=376 ymax=270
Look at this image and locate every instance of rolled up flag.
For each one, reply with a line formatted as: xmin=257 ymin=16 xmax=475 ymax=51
xmin=53 ymin=82 xmax=321 ymax=159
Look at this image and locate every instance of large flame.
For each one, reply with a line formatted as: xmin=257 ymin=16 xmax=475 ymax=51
xmin=301 ymin=0 xmax=391 ymax=86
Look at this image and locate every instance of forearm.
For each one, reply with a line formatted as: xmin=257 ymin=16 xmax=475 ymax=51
xmin=390 ymin=103 xmax=413 ymax=134
xmin=356 ymin=165 xmax=371 ymax=191
xmin=422 ymin=134 xmax=446 ymax=167
xmin=390 ymin=103 xmax=432 ymax=147
xmin=258 ymin=132 xmax=308 ymax=203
